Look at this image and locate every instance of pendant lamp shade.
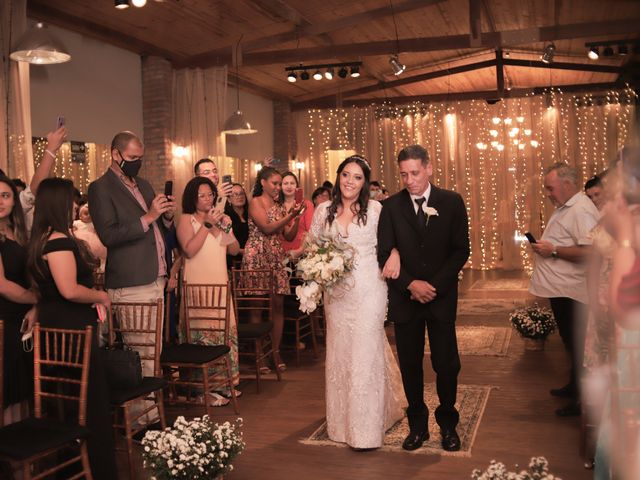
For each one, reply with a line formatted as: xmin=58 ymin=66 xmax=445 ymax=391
xmin=10 ymin=22 xmax=71 ymax=64
xmin=222 ymin=110 xmax=258 ymax=135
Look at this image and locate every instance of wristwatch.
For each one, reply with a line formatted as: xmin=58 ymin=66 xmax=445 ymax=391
xmin=551 ymin=249 xmax=559 ymax=259
xmin=203 ymin=221 xmax=213 ymax=229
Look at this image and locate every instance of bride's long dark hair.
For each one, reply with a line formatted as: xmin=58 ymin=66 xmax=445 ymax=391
xmin=325 ymin=155 xmax=371 ymax=227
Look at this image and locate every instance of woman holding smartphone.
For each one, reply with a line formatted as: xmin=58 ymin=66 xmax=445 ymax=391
xmin=177 ymin=176 xmax=242 ymax=406
xmin=281 ymin=171 xmax=314 ymax=259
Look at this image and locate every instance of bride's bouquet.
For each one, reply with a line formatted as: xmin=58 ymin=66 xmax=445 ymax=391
xmin=295 ymin=231 xmax=356 ymax=313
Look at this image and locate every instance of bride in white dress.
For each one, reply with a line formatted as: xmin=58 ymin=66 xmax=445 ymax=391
xmin=310 ymin=155 xmax=405 ymax=449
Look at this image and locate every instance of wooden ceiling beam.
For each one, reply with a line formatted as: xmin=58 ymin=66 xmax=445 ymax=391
xmin=291 ymin=82 xmax=634 ymax=110
xmin=176 ymin=0 xmax=444 ymax=69
xmin=27 ymin=1 xmax=184 ymax=63
xmin=469 ymin=0 xmax=482 ymax=47
xmin=503 ymin=58 xmax=625 ymax=73
xmin=235 ymin=18 xmax=640 ymax=66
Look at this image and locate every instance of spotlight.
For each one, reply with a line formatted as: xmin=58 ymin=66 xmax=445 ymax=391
xmin=338 ymin=67 xmax=348 ymax=78
xmin=324 ymin=68 xmax=334 ymax=80
xmin=131 ymin=0 xmax=146 ymax=6
xmin=287 ymin=72 xmax=297 ymax=83
xmin=300 ymin=70 xmax=310 ymax=80
xmin=313 ymin=70 xmax=322 ymax=80
xmin=541 ymin=43 xmax=555 ymax=64
xmin=389 ymin=55 xmax=405 ymax=76
xmin=115 ymin=0 xmax=130 ymax=8
xmin=350 ymin=66 xmax=360 ymax=78
xmin=602 ymin=46 xmax=614 ymax=57
xmin=618 ymin=44 xmax=628 ymax=56
xmin=588 ymin=46 xmax=599 ymax=60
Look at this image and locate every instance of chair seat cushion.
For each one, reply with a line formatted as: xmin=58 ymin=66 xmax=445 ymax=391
xmin=110 ymin=376 xmax=167 ymax=404
xmin=161 ymin=343 xmax=230 ymax=365
xmin=0 ymin=417 xmax=90 ymax=459
xmin=238 ymin=322 xmax=273 ymax=339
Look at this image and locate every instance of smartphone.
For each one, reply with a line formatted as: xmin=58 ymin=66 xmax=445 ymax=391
xmin=56 ymin=115 xmax=65 ymax=129
xmin=214 ymin=195 xmax=227 ymax=213
xmin=164 ymin=180 xmax=173 ymax=197
xmin=222 ymin=174 xmax=232 ymax=184
xmin=295 ymin=187 xmax=304 ymax=204
xmin=524 ymin=232 xmax=537 ymax=244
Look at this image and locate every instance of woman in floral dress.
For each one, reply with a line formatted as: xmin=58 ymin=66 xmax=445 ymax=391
xmin=241 ymin=166 xmax=305 ymax=371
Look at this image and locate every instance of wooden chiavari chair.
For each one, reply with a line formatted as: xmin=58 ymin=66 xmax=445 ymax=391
xmin=283 ymin=276 xmax=319 ymax=366
xmin=0 ymin=324 xmax=93 ymax=480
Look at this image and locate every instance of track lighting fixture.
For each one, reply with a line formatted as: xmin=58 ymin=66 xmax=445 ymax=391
xmin=285 ymin=62 xmax=362 ymax=82
xmin=115 ymin=0 xmax=130 ymax=8
xmin=389 ymin=55 xmax=405 ymax=76
xmin=115 ymin=0 xmax=162 ymax=9
xmin=540 ymin=43 xmax=555 ymax=64
xmin=585 ymin=40 xmax=637 ymax=59
xmin=132 ymin=0 xmax=147 ymax=6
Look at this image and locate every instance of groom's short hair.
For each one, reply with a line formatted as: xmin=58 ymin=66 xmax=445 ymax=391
xmin=397 ymin=145 xmax=429 ymax=166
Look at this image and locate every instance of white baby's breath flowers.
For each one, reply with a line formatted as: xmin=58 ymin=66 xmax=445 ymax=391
xmin=142 ymin=415 xmax=244 ymax=479
xmin=509 ymin=304 xmax=555 ymax=340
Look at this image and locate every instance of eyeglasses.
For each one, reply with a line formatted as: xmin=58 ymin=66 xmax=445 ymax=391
xmin=198 ymin=169 xmax=216 ymax=176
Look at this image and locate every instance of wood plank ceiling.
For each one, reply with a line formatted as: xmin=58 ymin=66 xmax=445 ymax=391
xmin=27 ymin=0 xmax=640 ymax=108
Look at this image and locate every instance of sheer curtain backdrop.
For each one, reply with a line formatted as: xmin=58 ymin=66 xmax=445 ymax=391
xmin=294 ymin=89 xmax=638 ymax=271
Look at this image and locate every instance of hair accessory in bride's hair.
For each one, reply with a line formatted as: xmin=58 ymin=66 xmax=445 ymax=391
xmin=349 ymin=154 xmax=371 ymax=171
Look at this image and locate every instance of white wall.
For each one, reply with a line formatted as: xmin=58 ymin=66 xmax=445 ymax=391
xmin=225 ymin=86 xmax=273 ymax=162
xmin=29 ymin=22 xmax=143 ymax=145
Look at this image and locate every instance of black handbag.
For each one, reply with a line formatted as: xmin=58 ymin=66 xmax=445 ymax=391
xmin=102 ymin=343 xmax=143 ymax=390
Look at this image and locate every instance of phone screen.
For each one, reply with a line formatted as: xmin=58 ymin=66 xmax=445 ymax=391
xmin=295 ymin=188 xmax=304 ymax=204
xmin=524 ymin=232 xmax=537 ymax=244
xmin=56 ymin=116 xmax=65 ymax=129
xmin=164 ymin=180 xmax=173 ymax=197
xmin=214 ymin=196 xmax=227 ymax=213
xmin=222 ymin=174 xmax=232 ymax=184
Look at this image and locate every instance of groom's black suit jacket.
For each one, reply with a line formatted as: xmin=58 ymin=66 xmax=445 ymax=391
xmin=377 ymin=185 xmax=469 ymax=324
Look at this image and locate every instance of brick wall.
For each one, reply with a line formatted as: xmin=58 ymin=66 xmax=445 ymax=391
xmin=273 ymin=100 xmax=295 ymax=168
xmin=140 ymin=56 xmax=173 ymax=193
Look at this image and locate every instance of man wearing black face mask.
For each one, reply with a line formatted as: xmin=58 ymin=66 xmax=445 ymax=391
xmin=88 ymin=131 xmax=175 ymax=425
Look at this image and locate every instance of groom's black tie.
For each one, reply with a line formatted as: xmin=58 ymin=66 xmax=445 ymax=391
xmin=414 ymin=198 xmax=427 ymax=229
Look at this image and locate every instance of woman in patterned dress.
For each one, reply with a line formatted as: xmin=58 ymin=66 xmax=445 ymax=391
xmin=241 ymin=166 xmax=305 ymax=371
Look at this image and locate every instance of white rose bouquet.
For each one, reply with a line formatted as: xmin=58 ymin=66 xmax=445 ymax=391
xmin=142 ymin=416 xmax=244 ymax=480
xmin=295 ymin=231 xmax=356 ymax=313
xmin=509 ymin=304 xmax=556 ymax=340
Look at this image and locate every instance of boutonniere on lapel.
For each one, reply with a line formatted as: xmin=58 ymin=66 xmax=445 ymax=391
xmin=421 ymin=204 xmax=439 ymax=226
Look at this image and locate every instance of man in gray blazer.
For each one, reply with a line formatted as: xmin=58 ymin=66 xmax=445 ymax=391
xmin=89 ymin=131 xmax=175 ymax=380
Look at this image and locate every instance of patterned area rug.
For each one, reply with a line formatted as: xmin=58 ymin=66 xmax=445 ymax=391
xmin=470 ymin=279 xmax=530 ymax=291
xmin=425 ymin=326 xmax=511 ymax=356
xmin=457 ymin=299 xmax=523 ymax=316
xmin=300 ymin=384 xmax=491 ymax=457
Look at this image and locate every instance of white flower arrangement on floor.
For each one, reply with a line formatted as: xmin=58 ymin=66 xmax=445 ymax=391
xmin=471 ymin=457 xmax=562 ymax=480
xmin=142 ymin=416 xmax=244 ymax=480
xmin=509 ymin=304 xmax=556 ymax=340
xmin=295 ymin=231 xmax=356 ymax=313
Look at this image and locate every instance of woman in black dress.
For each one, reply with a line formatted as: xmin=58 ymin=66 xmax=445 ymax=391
xmin=0 ymin=175 xmax=36 ymax=425
xmin=225 ymin=182 xmax=249 ymax=269
xmin=27 ymin=178 xmax=118 ymax=480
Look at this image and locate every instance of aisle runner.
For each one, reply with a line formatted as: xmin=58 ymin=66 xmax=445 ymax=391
xmin=470 ymin=279 xmax=530 ymax=291
xmin=425 ymin=326 xmax=511 ymax=357
xmin=301 ymin=384 xmax=492 ymax=457
xmin=457 ymin=299 xmax=523 ymax=315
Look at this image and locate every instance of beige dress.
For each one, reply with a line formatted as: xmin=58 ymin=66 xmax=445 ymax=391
xmin=183 ymin=215 xmax=239 ymax=386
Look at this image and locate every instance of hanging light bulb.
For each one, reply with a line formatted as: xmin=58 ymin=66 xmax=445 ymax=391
xmin=518 ymin=143 xmax=525 ymax=150
xmin=530 ymin=140 xmax=539 ymax=148
xmin=492 ymin=117 xmax=501 ymax=124
xmin=504 ymin=117 xmax=512 ymax=125
xmin=389 ymin=55 xmax=405 ymax=76
xmin=496 ymin=144 xmax=505 ymax=151
xmin=524 ymin=129 xmax=532 ymax=136
xmin=489 ymin=129 xmax=498 ymax=137
xmin=516 ymin=116 xmax=524 ymax=123
xmin=10 ymin=22 xmax=71 ymax=64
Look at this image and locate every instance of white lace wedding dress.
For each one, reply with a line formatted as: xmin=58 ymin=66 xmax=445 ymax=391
xmin=310 ymin=200 xmax=405 ymax=448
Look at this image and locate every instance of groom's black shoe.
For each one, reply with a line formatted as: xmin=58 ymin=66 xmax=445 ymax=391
xmin=402 ymin=430 xmax=429 ymax=451
xmin=440 ymin=428 xmax=461 ymax=451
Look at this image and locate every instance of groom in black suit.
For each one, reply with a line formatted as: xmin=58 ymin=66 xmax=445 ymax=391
xmin=378 ymin=145 xmax=469 ymax=451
